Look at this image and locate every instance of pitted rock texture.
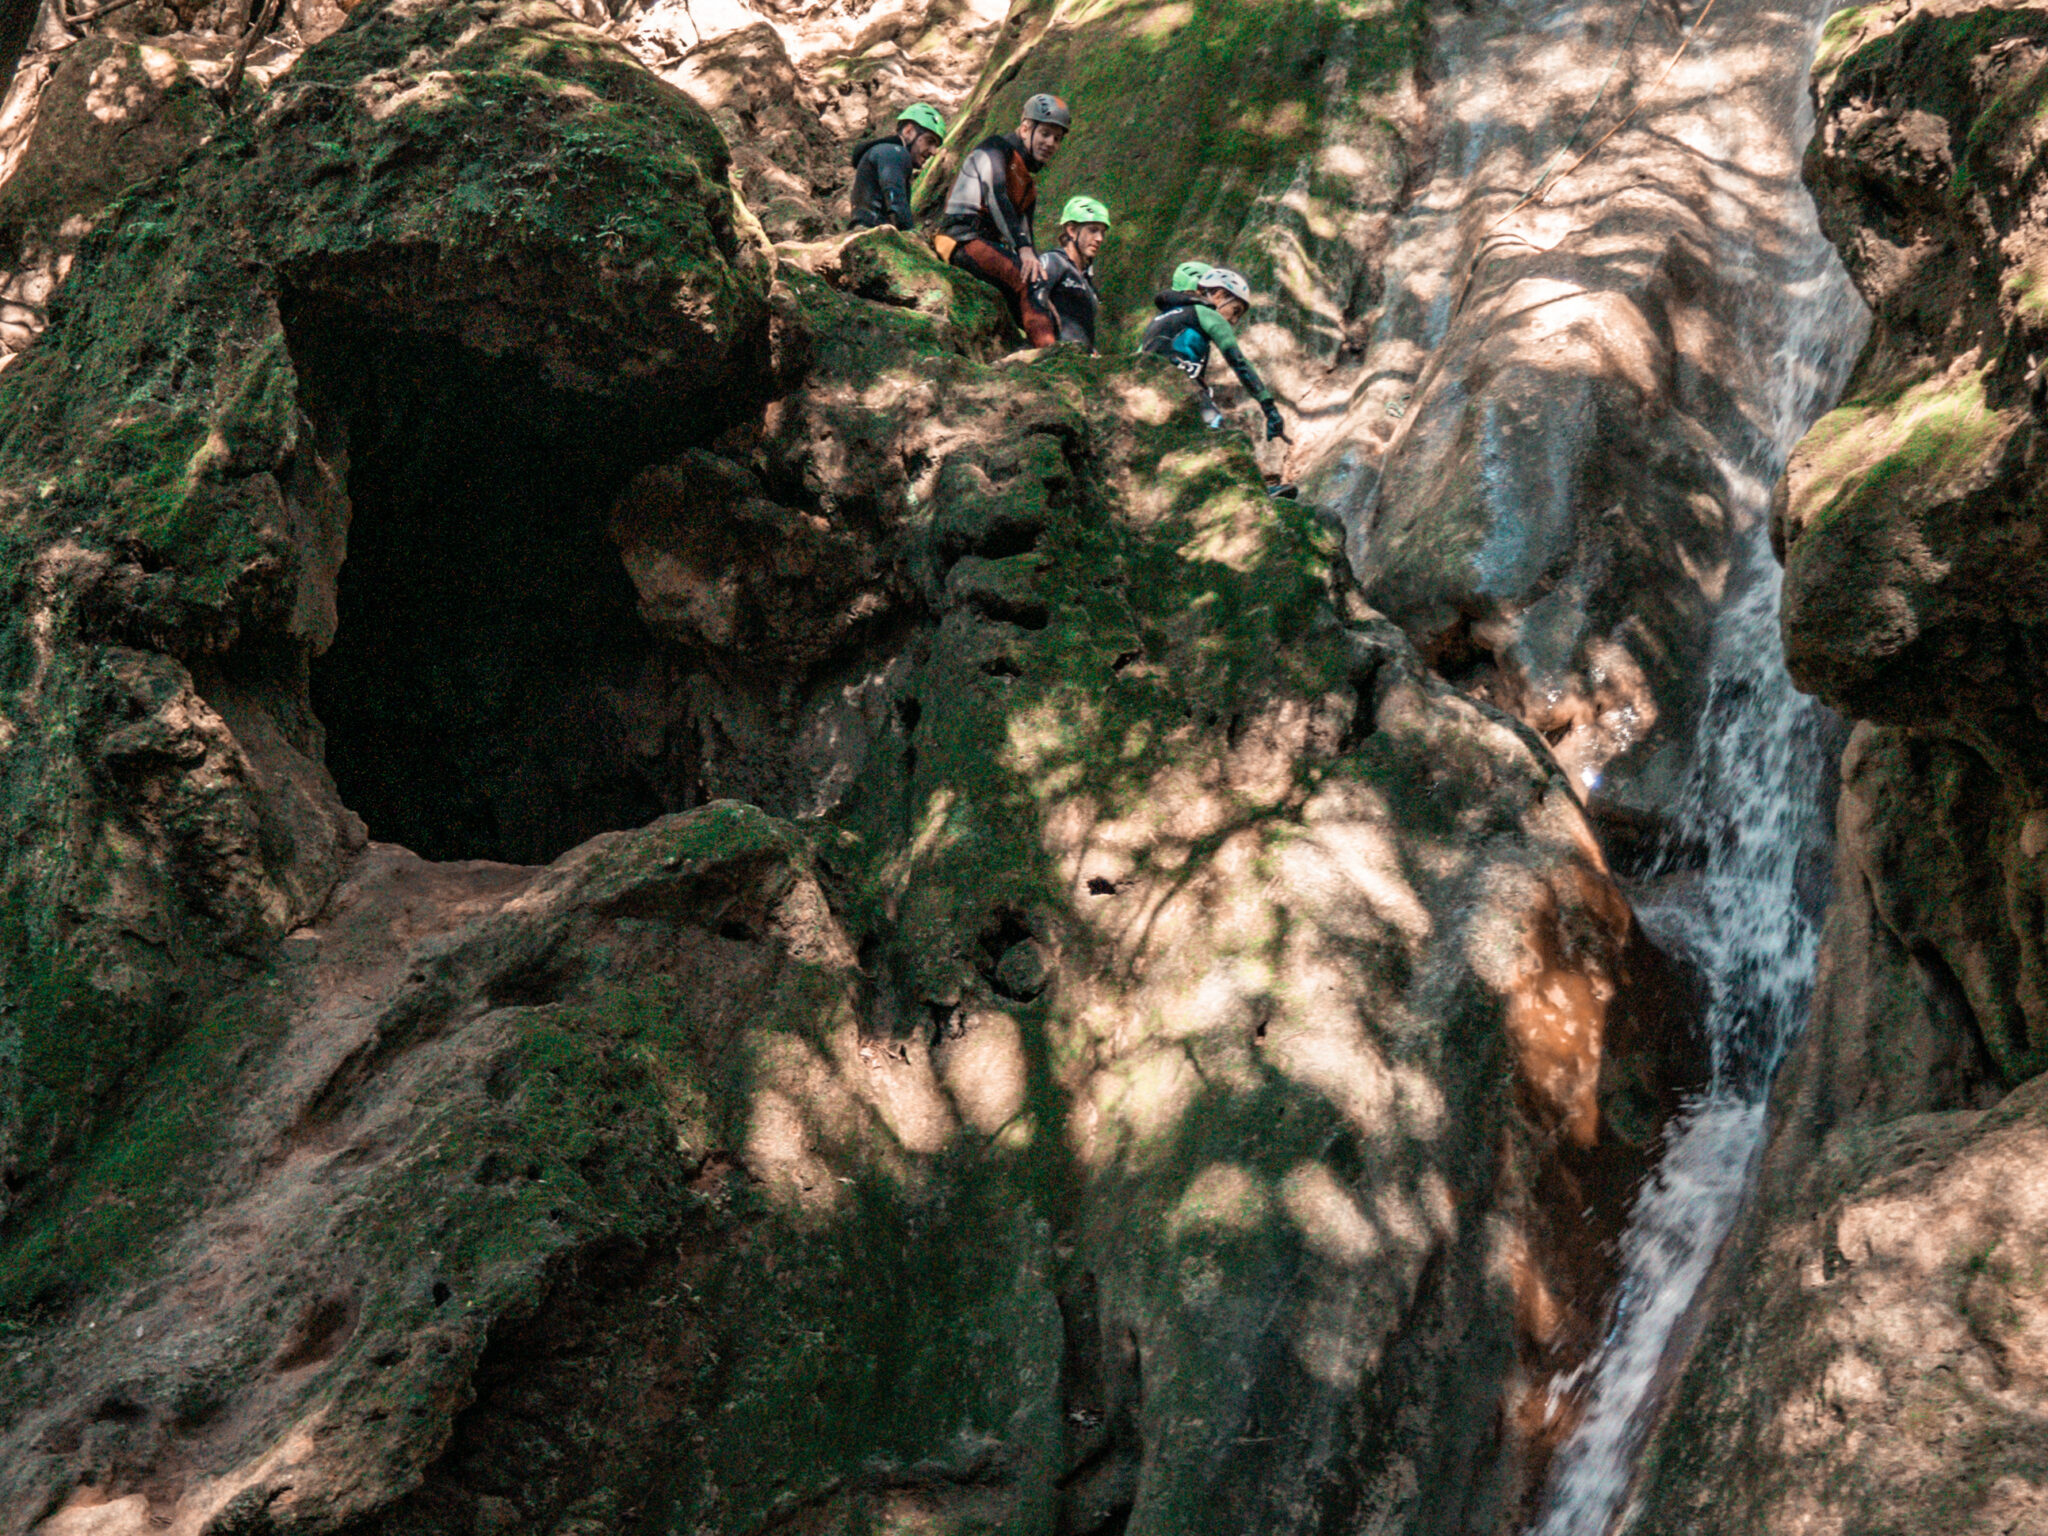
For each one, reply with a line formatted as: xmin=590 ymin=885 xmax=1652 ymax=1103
xmin=0 ymin=1 xmax=1710 ymax=1531
xmin=1630 ymin=4 xmax=2048 ymax=1529
xmin=1634 ymin=1070 xmax=2048 ymax=1536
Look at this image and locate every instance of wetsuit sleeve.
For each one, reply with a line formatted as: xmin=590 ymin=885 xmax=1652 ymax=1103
xmin=877 ymin=143 xmax=914 ymax=231
xmin=944 ymin=147 xmax=999 ymax=242
xmin=1196 ymin=305 xmax=1272 ymax=401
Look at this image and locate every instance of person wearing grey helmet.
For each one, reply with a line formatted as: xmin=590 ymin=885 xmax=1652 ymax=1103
xmin=938 ymin=92 xmax=1072 ymax=348
xmin=1138 ymin=266 xmax=1288 ymax=440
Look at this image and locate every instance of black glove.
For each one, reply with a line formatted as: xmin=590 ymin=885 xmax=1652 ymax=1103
xmin=1262 ymin=401 xmax=1288 ymax=441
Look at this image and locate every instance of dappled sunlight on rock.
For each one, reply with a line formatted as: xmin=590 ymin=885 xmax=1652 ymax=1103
xmin=1298 ymin=0 xmax=1866 ymax=825
xmin=933 ymin=1008 xmax=1029 ymax=1134
xmin=1167 ymin=1162 xmax=1274 ymax=1240
xmin=0 ymin=5 xmax=1723 ymax=1516
xmin=1266 ymin=1016 xmax=1398 ymax=1139
xmin=1278 ymin=812 xmax=1434 ymax=943
xmin=1280 ymin=1161 xmax=1382 ymax=1267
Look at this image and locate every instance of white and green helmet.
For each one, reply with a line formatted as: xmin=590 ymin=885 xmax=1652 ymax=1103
xmin=1197 ymin=266 xmax=1252 ymax=304
xmin=1060 ymin=195 xmax=1110 ymax=227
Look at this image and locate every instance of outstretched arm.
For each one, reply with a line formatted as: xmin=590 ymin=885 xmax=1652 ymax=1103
xmin=1195 ymin=307 xmax=1273 ymax=401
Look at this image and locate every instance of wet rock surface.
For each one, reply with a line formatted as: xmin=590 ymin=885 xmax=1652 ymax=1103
xmin=1297 ymin=0 xmax=1864 ymax=821
xmin=1630 ymin=3 xmax=2048 ymax=1530
xmin=0 ymin=0 xmax=1720 ymax=1530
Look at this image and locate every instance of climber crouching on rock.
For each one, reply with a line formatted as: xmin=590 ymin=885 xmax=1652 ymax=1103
xmin=1139 ymin=266 xmax=1287 ymax=442
xmin=1042 ymin=196 xmax=1109 ymax=351
xmin=937 ymin=92 xmax=1071 ymax=348
xmin=849 ymin=104 xmax=948 ymax=232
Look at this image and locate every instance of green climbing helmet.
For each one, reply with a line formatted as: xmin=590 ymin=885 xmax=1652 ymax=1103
xmin=1060 ymin=195 xmax=1110 ymax=228
xmin=1171 ymin=260 xmax=1212 ymax=291
xmin=897 ymin=103 xmax=946 ymax=139
xmin=1023 ymin=92 xmax=1073 ymax=129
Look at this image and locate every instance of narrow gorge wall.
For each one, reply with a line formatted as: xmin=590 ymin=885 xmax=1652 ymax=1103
xmin=1629 ymin=4 xmax=2048 ymax=1531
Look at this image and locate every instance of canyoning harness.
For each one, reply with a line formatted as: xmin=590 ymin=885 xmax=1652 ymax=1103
xmin=1041 ymin=245 xmax=1100 ymax=350
xmin=1138 ymin=292 xmax=1284 ymax=438
xmin=941 ymin=133 xmax=1042 ymax=256
xmin=849 ymin=135 xmax=917 ymax=232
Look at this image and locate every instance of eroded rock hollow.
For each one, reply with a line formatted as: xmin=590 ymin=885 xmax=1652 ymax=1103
xmin=7 ymin=0 xmax=2029 ymax=1525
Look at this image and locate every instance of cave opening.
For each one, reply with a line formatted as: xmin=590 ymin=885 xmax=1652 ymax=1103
xmin=292 ymin=302 xmax=705 ymax=866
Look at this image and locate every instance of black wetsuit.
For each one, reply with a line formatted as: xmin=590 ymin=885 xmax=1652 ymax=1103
xmin=1041 ymin=246 xmax=1100 ymax=350
xmin=849 ymin=134 xmax=916 ymax=231
xmin=1139 ymin=291 xmax=1275 ymax=428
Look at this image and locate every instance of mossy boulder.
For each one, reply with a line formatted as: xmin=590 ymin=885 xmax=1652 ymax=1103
xmin=0 ymin=37 xmax=222 ymax=365
xmin=0 ymin=0 xmax=770 ymax=1218
xmin=0 ymin=217 xmax=1700 ymax=1535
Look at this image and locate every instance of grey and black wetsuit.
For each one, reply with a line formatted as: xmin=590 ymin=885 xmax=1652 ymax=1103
xmin=1138 ymin=291 xmax=1274 ymax=426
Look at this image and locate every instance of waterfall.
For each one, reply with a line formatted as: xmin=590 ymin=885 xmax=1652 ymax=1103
xmin=1525 ymin=99 xmax=1871 ymax=1536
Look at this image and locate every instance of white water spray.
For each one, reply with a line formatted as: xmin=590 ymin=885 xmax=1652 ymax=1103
xmin=1526 ymin=107 xmax=1871 ymax=1536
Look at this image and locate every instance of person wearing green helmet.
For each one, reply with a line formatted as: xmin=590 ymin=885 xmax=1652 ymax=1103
xmin=1138 ymin=266 xmax=1288 ymax=440
xmin=1041 ymin=194 xmax=1108 ymax=350
xmin=848 ymin=104 xmax=947 ymax=233
xmin=940 ymin=92 xmax=1072 ymax=347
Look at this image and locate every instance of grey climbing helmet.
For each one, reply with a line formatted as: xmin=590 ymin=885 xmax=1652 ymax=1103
xmin=1197 ymin=267 xmax=1252 ymax=305
xmin=1022 ymin=92 xmax=1073 ymax=130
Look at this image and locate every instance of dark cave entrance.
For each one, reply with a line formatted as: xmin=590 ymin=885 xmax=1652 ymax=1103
xmin=293 ymin=303 xmax=699 ymax=866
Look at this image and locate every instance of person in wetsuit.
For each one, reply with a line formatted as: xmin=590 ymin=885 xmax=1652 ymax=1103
xmin=848 ymin=103 xmax=947 ymax=232
xmin=1138 ymin=266 xmax=1288 ymax=440
xmin=939 ymin=92 xmax=1071 ymax=347
xmin=1041 ymin=195 xmax=1108 ymax=350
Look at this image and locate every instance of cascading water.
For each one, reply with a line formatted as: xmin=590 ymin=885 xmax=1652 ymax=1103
xmin=1524 ymin=72 xmax=1871 ymax=1536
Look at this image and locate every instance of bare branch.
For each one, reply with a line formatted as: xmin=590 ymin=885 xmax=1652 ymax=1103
xmin=218 ymin=0 xmax=280 ymax=107
xmin=57 ymin=0 xmax=150 ymax=27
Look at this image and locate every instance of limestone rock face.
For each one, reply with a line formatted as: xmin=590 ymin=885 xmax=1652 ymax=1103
xmin=0 ymin=37 xmax=221 ymax=365
xmin=0 ymin=0 xmax=770 ymax=1229
xmin=1629 ymin=4 xmax=2048 ymax=1529
xmin=669 ymin=22 xmax=843 ymax=242
xmin=1296 ymin=0 xmax=1865 ymax=816
xmin=0 ymin=2 xmax=1708 ymax=1531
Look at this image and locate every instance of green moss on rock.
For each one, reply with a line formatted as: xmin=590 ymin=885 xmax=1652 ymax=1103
xmin=1787 ymin=366 xmax=2013 ymax=545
